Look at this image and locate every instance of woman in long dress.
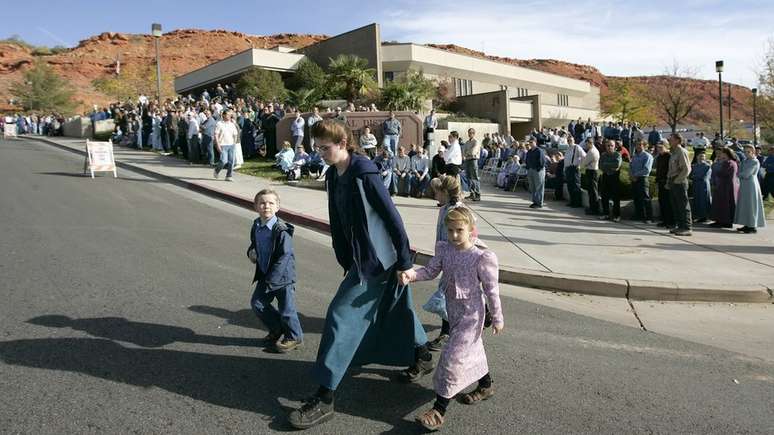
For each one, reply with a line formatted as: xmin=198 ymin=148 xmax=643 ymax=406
xmin=734 ymin=145 xmax=767 ymax=234
xmin=690 ymin=153 xmax=712 ymax=223
xmin=709 ymin=148 xmax=739 ymax=229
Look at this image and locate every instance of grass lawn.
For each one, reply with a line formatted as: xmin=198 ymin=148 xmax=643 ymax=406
xmin=236 ymin=158 xmax=286 ymax=181
xmin=765 ymin=197 xmax=774 ymax=218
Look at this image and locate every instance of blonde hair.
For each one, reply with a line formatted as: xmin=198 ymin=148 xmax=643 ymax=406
xmin=440 ymin=175 xmax=462 ymax=201
xmin=444 ymin=206 xmax=476 ymax=228
xmin=282 ymin=141 xmax=292 ymax=150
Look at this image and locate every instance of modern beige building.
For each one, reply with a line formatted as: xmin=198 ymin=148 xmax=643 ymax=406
xmin=174 ymin=23 xmax=600 ymax=136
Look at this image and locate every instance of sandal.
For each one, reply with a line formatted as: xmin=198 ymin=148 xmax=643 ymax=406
xmin=459 ymin=386 xmax=494 ymax=404
xmin=415 ymin=408 xmax=444 ymax=431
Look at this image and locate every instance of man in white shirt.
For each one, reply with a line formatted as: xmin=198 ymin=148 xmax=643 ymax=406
xmin=213 ymin=110 xmax=239 ymax=181
xmin=564 ymin=137 xmax=587 ymax=207
xmin=359 ymin=126 xmax=378 ymax=158
xmin=291 ymin=112 xmax=305 ymax=149
xmin=443 ymin=131 xmax=463 ymax=177
xmin=186 ymin=113 xmax=201 ymax=164
xmin=579 ymin=138 xmax=601 ymax=214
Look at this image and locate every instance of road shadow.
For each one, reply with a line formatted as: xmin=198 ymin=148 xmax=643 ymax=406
xmin=0 ymin=337 xmax=433 ymax=433
xmin=37 ymin=172 xmax=160 ymax=183
xmin=188 ymin=305 xmax=442 ymax=337
xmin=188 ymin=305 xmax=327 ymax=334
xmin=27 ymin=315 xmax=259 ymax=348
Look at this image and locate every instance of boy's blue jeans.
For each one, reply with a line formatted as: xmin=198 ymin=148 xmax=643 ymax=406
xmin=250 ymin=283 xmax=303 ymax=341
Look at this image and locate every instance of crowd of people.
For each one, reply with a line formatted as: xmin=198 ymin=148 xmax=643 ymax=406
xmin=1 ymin=113 xmax=67 ymax=137
xmin=470 ymin=124 xmax=770 ymax=236
xmin=5 ymin=85 xmax=770 ymax=237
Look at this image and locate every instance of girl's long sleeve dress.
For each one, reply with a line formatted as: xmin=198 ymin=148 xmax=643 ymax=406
xmin=415 ymin=241 xmax=504 ymax=398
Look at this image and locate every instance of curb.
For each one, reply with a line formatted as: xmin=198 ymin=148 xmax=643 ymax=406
xmin=27 ymin=136 xmax=774 ymax=304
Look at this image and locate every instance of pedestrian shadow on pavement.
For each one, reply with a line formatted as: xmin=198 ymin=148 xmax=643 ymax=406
xmin=27 ymin=315 xmax=259 ymax=348
xmin=188 ymin=305 xmax=327 ymax=334
xmin=0 ymin=337 xmax=433 ymax=433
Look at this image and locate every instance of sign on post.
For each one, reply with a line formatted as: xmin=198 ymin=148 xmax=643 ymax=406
xmin=2 ymin=123 xmax=17 ymax=139
xmin=83 ymin=140 xmax=117 ymax=178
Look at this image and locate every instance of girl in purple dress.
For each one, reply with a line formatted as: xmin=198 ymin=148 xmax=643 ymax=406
xmin=402 ymin=206 xmax=504 ymax=431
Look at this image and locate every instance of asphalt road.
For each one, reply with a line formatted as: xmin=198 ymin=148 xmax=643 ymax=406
xmin=1 ymin=137 xmax=773 ymax=434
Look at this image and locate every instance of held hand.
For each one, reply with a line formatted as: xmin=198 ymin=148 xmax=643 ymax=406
xmin=248 ymin=249 xmax=257 ymax=264
xmin=492 ymin=324 xmax=504 ymax=335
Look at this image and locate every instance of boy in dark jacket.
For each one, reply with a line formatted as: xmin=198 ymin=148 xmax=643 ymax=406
xmin=247 ymin=189 xmax=303 ymax=353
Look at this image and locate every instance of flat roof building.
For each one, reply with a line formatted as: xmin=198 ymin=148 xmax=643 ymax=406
xmin=174 ymin=23 xmax=600 ymax=136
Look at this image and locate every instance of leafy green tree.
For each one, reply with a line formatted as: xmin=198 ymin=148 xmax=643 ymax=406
xmin=602 ymin=78 xmax=655 ymax=125
xmin=380 ymin=70 xmax=436 ymax=111
xmin=10 ymin=60 xmax=75 ymax=113
xmin=327 ymin=54 xmax=377 ymax=101
xmin=236 ymin=67 xmax=287 ymax=101
xmin=286 ymin=59 xmax=328 ymax=94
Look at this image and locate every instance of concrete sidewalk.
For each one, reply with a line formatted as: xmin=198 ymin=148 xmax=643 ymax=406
xmin=24 ymin=136 xmax=774 ymax=302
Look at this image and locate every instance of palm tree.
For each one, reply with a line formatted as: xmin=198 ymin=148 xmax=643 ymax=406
xmin=288 ymin=88 xmax=319 ymax=112
xmin=327 ymin=54 xmax=377 ymax=102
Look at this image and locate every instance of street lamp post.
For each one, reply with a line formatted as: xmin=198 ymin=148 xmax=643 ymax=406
xmin=716 ymin=60 xmax=724 ymax=139
xmin=752 ymin=88 xmax=758 ymax=147
xmin=152 ymin=23 xmax=162 ymax=103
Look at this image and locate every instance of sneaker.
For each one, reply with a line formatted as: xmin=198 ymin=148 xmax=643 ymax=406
xmin=529 ymin=203 xmax=538 ymax=209
xmin=612 ymin=217 xmax=621 ymax=222
xmin=399 ymin=356 xmax=434 ymax=383
xmin=288 ymin=396 xmax=335 ymax=430
xmin=643 ymin=220 xmax=653 ymax=225
xmin=273 ymin=338 xmax=302 ymax=353
xmin=213 ymin=168 xmax=219 ymax=179
xmin=673 ymin=229 xmax=692 ymax=236
xmin=225 ymin=176 xmax=234 ymax=182
xmin=427 ymin=334 xmax=449 ymax=352
xmin=669 ymin=228 xmax=678 ymax=234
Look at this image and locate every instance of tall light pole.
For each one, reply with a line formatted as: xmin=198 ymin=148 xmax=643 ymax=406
xmin=716 ymin=60 xmax=724 ymax=139
xmin=152 ymin=23 xmax=162 ymax=103
xmin=752 ymin=88 xmax=758 ymax=147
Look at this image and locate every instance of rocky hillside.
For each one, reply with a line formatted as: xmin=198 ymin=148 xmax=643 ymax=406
xmin=0 ymin=29 xmax=326 ymax=112
xmin=0 ymin=29 xmax=754 ymax=130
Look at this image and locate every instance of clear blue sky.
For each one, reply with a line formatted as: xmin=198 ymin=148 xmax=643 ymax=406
xmin=4 ymin=0 xmax=772 ymax=87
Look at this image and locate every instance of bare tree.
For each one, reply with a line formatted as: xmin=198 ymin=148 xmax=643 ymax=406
xmin=647 ymin=62 xmax=702 ymax=133
xmin=757 ymin=37 xmax=774 ymax=142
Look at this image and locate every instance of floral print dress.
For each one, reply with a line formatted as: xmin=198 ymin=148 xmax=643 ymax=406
xmin=415 ymin=241 xmax=504 ymax=398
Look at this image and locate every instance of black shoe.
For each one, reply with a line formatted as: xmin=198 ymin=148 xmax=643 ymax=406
xmin=399 ymin=356 xmax=434 ymax=383
xmin=427 ymin=334 xmax=449 ymax=352
xmin=529 ymin=203 xmax=538 ymax=208
xmin=709 ymin=222 xmax=723 ymax=228
xmin=288 ymin=396 xmax=335 ymax=430
xmin=742 ymin=227 xmax=757 ymax=234
xmin=263 ymin=331 xmax=282 ymax=346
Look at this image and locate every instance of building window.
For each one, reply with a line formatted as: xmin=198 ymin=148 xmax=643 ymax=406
xmin=557 ymin=94 xmax=569 ymax=106
xmin=454 ymin=78 xmax=473 ymax=97
xmin=384 ymin=71 xmax=394 ymax=82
